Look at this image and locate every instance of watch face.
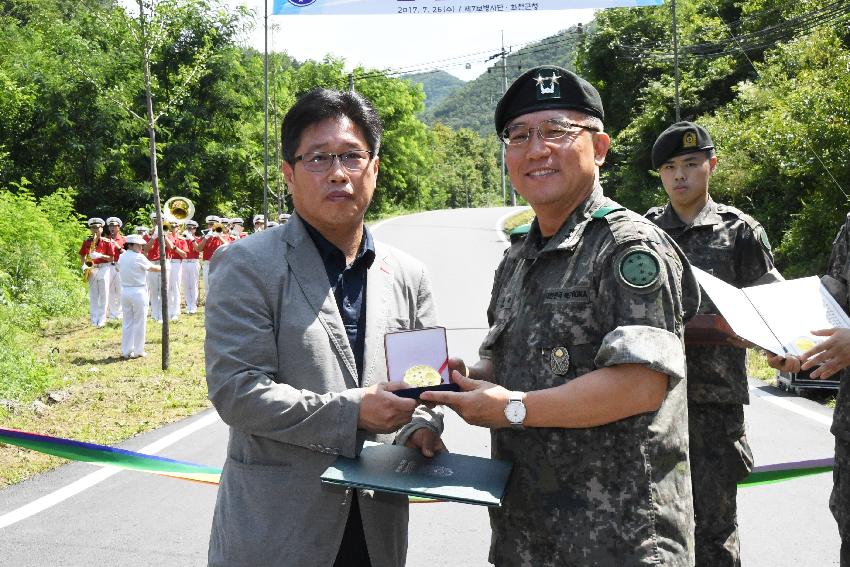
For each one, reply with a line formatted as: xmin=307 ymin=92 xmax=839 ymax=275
xmin=505 ymin=400 xmax=526 ymax=424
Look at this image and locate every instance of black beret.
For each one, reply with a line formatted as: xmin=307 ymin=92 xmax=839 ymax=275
xmin=494 ymin=66 xmax=604 ymax=135
xmin=651 ymin=121 xmax=715 ymax=169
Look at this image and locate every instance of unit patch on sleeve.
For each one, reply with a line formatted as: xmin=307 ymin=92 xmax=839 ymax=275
xmin=615 ymin=247 xmax=665 ymax=293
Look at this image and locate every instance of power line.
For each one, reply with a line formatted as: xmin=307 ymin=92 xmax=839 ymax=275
xmin=354 ymin=28 xmax=583 ymax=81
xmin=706 ymin=1 xmax=849 ymax=201
xmin=619 ymin=0 xmax=850 ymax=60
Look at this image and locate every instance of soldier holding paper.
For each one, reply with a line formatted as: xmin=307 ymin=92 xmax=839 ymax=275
xmin=645 ymin=122 xmax=782 ymax=567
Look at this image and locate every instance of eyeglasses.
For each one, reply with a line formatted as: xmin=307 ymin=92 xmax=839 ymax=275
xmin=501 ymin=119 xmax=597 ymax=146
xmin=295 ymin=150 xmax=374 ymax=173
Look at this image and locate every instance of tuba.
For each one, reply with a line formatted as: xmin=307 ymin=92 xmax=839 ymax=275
xmin=164 ymin=196 xmax=195 ymax=223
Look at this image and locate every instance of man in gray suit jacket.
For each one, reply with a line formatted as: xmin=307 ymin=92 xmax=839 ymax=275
xmin=205 ymin=89 xmax=445 ymax=567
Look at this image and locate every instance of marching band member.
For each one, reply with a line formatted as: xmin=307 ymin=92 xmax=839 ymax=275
xmin=266 ymin=220 xmax=279 ymax=228
xmin=197 ymin=215 xmax=230 ymax=299
xmin=252 ymin=214 xmax=265 ymax=233
xmin=79 ymin=218 xmax=116 ymax=328
xmin=143 ymin=213 xmax=166 ymax=323
xmin=106 ymin=217 xmax=126 ymax=321
xmin=181 ymin=219 xmax=201 ymax=314
xmin=230 ymin=217 xmax=247 ymax=239
xmin=166 ymin=220 xmax=188 ymax=322
xmin=278 ymin=213 xmax=291 ymax=225
xmin=135 ymin=226 xmax=149 ymax=236
xmin=117 ymin=234 xmax=161 ymax=358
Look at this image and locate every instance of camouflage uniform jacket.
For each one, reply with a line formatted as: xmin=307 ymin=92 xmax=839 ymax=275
xmin=482 ymin=186 xmax=699 ymax=567
xmin=646 ymin=199 xmax=779 ymax=405
xmin=824 ymin=213 xmax=850 ymax=440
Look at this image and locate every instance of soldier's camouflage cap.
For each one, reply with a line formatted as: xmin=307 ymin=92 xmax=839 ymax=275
xmin=652 ymin=121 xmax=715 ymax=169
xmin=495 ymin=65 xmax=604 ymax=135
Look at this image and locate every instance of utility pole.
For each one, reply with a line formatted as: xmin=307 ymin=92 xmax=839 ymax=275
xmin=263 ymin=0 xmax=270 ymax=229
xmin=500 ymin=31 xmax=514 ymax=206
xmin=672 ymin=0 xmax=681 ymax=122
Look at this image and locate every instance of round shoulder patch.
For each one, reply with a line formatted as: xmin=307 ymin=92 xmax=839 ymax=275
xmin=618 ymin=249 xmax=661 ymax=289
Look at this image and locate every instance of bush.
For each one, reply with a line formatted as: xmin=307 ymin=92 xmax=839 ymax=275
xmin=0 ymin=182 xmax=87 ymax=401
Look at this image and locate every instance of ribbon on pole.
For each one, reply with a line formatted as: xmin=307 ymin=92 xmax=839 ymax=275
xmin=273 ymin=0 xmax=663 ymax=16
xmin=0 ymin=428 xmax=835 ymax=493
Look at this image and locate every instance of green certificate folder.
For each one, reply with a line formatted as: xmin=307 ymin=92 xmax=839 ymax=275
xmin=320 ymin=443 xmax=513 ymax=507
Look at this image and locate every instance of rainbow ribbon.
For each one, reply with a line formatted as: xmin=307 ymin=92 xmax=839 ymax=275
xmin=739 ymin=457 xmax=835 ymax=487
xmin=0 ymin=428 xmax=835 ymax=492
xmin=0 ymin=427 xmax=221 ymax=485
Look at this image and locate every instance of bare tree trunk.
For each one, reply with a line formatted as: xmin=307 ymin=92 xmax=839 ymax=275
xmin=139 ymin=0 xmax=169 ymax=370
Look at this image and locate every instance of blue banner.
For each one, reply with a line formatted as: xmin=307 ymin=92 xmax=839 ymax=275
xmin=273 ymin=0 xmax=664 ymax=16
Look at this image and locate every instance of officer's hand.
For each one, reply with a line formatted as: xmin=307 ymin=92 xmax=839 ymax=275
xmin=420 ymin=373 xmax=511 ymax=429
xmin=404 ymin=427 xmax=447 ymax=458
xmin=800 ymin=328 xmax=850 ymax=379
xmin=447 ymin=357 xmax=468 ymax=379
xmin=766 ymin=353 xmax=801 ymax=374
xmin=357 ymin=382 xmax=417 ymax=433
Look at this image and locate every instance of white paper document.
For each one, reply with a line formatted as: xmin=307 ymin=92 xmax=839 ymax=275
xmin=693 ymin=267 xmax=850 ymax=356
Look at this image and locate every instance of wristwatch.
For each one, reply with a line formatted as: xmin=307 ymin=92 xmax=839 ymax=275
xmin=504 ymin=391 xmax=527 ymax=430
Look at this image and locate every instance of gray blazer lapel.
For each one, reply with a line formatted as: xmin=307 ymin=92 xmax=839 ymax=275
xmin=361 ymin=247 xmax=393 ymax=387
xmin=284 ymin=215 xmax=358 ymax=386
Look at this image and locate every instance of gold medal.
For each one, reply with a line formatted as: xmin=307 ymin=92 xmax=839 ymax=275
xmin=550 ymin=347 xmax=570 ymax=376
xmin=403 ymin=365 xmax=442 ymax=387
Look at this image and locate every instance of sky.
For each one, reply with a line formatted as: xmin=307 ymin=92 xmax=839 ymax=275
xmin=229 ymin=2 xmax=596 ymax=81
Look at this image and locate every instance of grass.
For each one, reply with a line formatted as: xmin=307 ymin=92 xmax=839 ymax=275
xmin=747 ymin=349 xmax=777 ymax=384
xmin=0 ymin=308 xmax=210 ymax=488
xmin=502 ymin=208 xmax=534 ymax=236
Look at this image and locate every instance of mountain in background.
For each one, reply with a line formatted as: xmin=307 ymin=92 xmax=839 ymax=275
xmin=410 ymin=24 xmax=587 ymax=137
xmin=405 ymin=70 xmax=466 ymax=114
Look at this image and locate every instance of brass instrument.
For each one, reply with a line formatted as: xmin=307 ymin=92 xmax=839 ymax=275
xmin=203 ymin=222 xmax=226 ymax=237
xmin=164 ymin=196 xmax=195 ymax=222
xmin=82 ymin=234 xmax=99 ymax=283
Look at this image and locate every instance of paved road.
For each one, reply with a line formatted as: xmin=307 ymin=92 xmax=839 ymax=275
xmin=0 ymin=207 xmax=841 ymax=566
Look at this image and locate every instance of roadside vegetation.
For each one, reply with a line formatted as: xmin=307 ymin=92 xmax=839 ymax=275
xmin=0 ymin=308 xmax=209 ymax=488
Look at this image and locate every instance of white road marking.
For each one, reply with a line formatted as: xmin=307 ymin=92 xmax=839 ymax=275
xmin=749 ymin=385 xmax=834 ymax=428
xmin=0 ymin=411 xmax=221 ymax=530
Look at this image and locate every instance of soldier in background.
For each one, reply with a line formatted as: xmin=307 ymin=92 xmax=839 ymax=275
xmin=106 ymin=217 xmax=126 ymax=321
xmin=645 ymin=122 xmax=782 ymax=567
xmin=182 ymin=219 xmax=201 ymax=314
xmin=79 ymin=217 xmax=117 ymax=328
xmin=423 ymin=66 xmax=699 ymax=566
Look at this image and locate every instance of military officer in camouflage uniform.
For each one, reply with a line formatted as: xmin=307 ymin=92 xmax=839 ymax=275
xmin=422 ymin=66 xmax=700 ymax=566
xmin=645 ymin=122 xmax=783 ymax=567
